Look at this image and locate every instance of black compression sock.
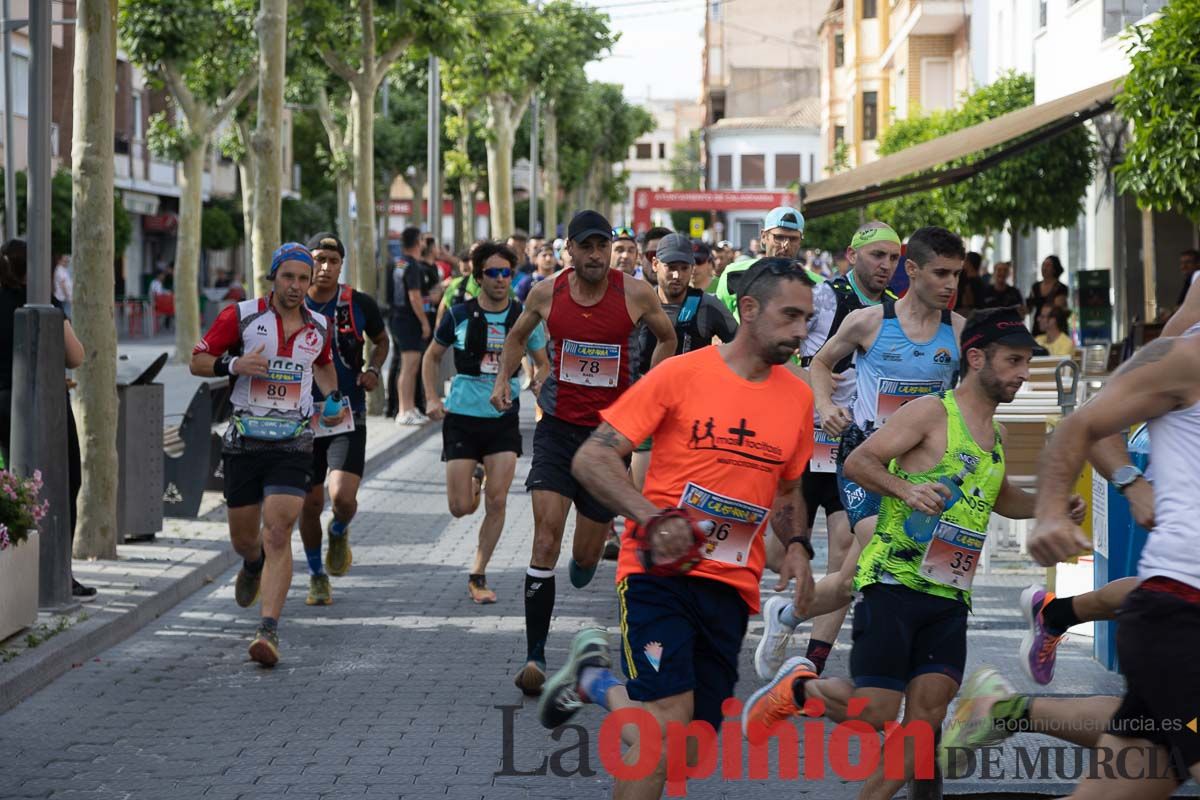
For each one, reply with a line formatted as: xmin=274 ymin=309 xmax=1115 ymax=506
xmin=1041 ymin=596 xmax=1079 ymax=636
xmin=524 ymin=567 xmax=556 ymax=665
xmin=806 ymin=639 xmax=833 ymax=675
xmin=244 ymin=548 xmax=266 ymax=575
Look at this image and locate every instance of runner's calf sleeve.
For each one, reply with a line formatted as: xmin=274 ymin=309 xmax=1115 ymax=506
xmin=244 ymin=548 xmax=266 ymax=575
xmin=1041 ymin=596 xmax=1080 ymax=636
xmin=524 ymin=567 xmax=556 ymax=665
xmin=305 ymin=547 xmax=324 ymax=576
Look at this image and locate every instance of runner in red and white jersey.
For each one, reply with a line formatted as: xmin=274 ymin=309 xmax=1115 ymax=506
xmin=191 ymin=242 xmax=346 ymax=667
xmin=490 ymin=209 xmax=676 ymax=697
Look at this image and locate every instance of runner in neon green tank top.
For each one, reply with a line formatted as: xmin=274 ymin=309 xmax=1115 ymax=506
xmin=854 ymin=389 xmax=1005 ymax=607
xmin=742 ymin=308 xmax=1087 ymax=800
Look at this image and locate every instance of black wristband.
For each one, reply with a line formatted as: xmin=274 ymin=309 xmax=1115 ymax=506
xmin=366 ymin=365 xmax=381 ymax=377
xmin=213 ymin=354 xmax=233 ymax=377
xmin=786 ymin=535 xmax=815 ymax=560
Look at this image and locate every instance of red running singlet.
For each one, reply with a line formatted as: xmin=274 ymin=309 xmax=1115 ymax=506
xmin=538 ymin=268 xmax=636 ymax=428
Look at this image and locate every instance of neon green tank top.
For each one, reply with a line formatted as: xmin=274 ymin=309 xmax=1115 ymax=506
xmin=853 ymin=390 xmax=1005 ymax=606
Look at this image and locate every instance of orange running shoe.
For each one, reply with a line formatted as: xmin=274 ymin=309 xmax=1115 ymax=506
xmin=742 ymin=656 xmax=816 ymax=743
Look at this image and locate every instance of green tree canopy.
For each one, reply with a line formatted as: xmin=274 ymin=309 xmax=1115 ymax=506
xmin=201 ymin=205 xmax=239 ymax=251
xmin=1115 ymin=1 xmax=1200 ymax=220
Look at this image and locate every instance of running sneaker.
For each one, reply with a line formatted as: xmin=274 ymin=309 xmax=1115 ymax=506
xmin=468 ymin=575 xmax=497 ymax=604
xmin=396 ymin=409 xmax=429 ymax=426
xmin=514 ymin=661 xmax=546 ymax=696
xmin=940 ymin=667 xmax=1019 ymax=775
xmin=248 ymin=625 xmax=280 ymax=667
xmin=538 ymin=628 xmax=611 ymax=729
xmin=1019 ymin=584 xmax=1065 ymax=686
xmin=306 ymin=574 xmax=333 ymax=606
xmin=325 ymin=522 xmax=353 ymax=577
xmin=602 ymin=522 xmax=620 ymax=561
xmin=71 ymin=579 xmax=98 ymax=602
xmin=234 ymin=567 xmax=261 ymax=608
xmin=754 ymin=594 xmax=797 ymax=680
xmin=742 ymin=656 xmax=816 ymax=743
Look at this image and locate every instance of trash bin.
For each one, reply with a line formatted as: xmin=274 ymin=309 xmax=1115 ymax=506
xmin=1092 ymin=424 xmax=1150 ymax=670
xmin=116 ymin=362 xmax=166 ymax=543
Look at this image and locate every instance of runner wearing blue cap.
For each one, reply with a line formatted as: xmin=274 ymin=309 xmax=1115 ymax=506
xmin=716 ymin=206 xmax=818 ymax=320
xmin=191 ymin=242 xmax=348 ymax=667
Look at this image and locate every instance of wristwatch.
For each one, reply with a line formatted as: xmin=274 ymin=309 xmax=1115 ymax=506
xmin=1112 ymin=464 xmax=1144 ymax=494
xmin=365 ymin=365 xmax=382 ymax=378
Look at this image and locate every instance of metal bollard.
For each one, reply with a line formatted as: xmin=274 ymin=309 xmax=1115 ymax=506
xmin=1056 ymin=358 xmax=1080 ymax=417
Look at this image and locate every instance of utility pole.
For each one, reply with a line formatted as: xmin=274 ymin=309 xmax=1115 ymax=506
xmin=529 ymin=95 xmax=539 ymax=238
xmin=1 ymin=0 xmax=15 ymax=239
xmin=427 ymin=55 xmax=441 ymax=245
xmin=11 ymin=0 xmax=72 ymax=610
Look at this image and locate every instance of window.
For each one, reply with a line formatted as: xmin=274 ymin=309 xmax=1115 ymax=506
xmin=4 ymin=53 xmax=29 ymax=116
xmin=717 ymin=154 xmax=732 ymax=188
xmin=636 ymin=142 xmax=653 ymax=160
xmin=710 ymin=0 xmax=722 ymax=20
xmin=809 ymin=154 xmax=815 ymax=183
xmin=133 ymin=92 xmax=143 ymax=140
xmin=658 ymin=142 xmax=666 ymax=159
xmin=1039 ymin=0 xmax=1047 ymax=28
xmin=862 ymin=0 xmax=877 ymax=19
xmin=741 ymin=154 xmax=765 ymax=188
xmin=921 ymin=58 xmax=953 ymax=111
xmin=708 ymin=46 xmax=722 ymax=82
xmin=834 ymin=125 xmax=845 ymax=148
xmin=774 ymin=154 xmax=801 ymax=188
xmin=1104 ymin=0 xmax=1166 ymax=38
xmin=834 ymin=34 xmax=844 ymax=68
xmin=862 ymin=92 xmax=878 ymax=141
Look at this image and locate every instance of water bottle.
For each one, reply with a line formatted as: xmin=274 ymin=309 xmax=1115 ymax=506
xmin=904 ymin=466 xmax=969 ymax=543
xmin=322 ymin=391 xmax=342 ymax=422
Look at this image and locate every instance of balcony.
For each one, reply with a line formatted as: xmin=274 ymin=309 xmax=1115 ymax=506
xmin=881 ymin=0 xmax=968 ymax=67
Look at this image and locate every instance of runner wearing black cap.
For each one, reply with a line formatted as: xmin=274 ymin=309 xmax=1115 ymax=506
xmin=690 ymin=240 xmax=718 ymax=293
xmin=298 ymin=233 xmax=388 ymax=606
xmin=490 ymin=209 xmax=677 ymax=696
xmin=191 ymin=243 xmax=348 ymax=666
xmin=744 ymin=307 xmax=1085 ymax=799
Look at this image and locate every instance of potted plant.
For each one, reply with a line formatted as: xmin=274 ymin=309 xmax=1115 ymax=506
xmin=0 ymin=464 xmax=48 ymax=641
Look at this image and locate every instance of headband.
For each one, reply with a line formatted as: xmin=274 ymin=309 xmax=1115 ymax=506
xmin=850 ymin=226 xmax=901 ymax=250
xmin=270 ymin=242 xmax=316 ymax=278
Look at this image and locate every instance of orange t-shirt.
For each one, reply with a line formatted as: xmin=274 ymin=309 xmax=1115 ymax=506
xmin=601 ymin=346 xmax=814 ymax=612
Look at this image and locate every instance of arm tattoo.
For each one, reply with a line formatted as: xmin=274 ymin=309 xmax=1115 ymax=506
xmin=588 ymin=423 xmax=624 ymax=450
xmin=1114 ymin=337 xmax=1175 ymax=377
xmin=772 ymin=498 xmax=799 ymax=539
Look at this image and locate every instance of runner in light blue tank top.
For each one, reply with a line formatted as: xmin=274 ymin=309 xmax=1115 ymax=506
xmin=852 ymin=299 xmax=960 ymax=431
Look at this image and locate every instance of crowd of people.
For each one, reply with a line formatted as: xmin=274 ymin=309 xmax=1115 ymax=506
xmin=174 ymin=202 xmax=1200 ymax=800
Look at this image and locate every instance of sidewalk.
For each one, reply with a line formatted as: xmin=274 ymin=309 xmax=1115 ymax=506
xmin=0 ymin=414 xmax=439 ymax=713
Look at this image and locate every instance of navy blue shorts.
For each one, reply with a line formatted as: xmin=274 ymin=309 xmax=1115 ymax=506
xmin=837 ymin=463 xmax=882 ymax=531
xmin=849 ymin=582 xmax=968 ymax=692
xmin=618 ymin=574 xmax=749 ymax=730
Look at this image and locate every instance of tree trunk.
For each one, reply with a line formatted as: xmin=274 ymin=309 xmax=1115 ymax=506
xmin=409 ymin=167 xmax=426 ymax=230
xmin=336 ymin=175 xmax=355 ymax=286
xmin=175 ymin=144 xmax=206 ymax=362
xmin=251 ymin=0 xmax=287 ymax=298
xmin=486 ymin=94 xmax=522 ymax=239
xmin=542 ymin=100 xmax=559 ymax=241
xmin=459 ymin=177 xmax=473 ymax=249
xmin=350 ymin=85 xmax=378 ymax=302
xmin=70 ymin=0 xmax=118 ymax=559
xmin=237 ymin=155 xmax=256 ymax=294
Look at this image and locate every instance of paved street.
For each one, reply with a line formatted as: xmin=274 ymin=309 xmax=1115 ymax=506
xmin=0 ymin=401 xmax=1166 ymax=800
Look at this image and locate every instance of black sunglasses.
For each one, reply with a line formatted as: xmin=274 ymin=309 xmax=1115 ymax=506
xmin=483 ymin=267 xmax=513 ymax=279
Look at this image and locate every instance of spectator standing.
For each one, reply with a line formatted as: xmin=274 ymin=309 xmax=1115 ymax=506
xmin=516 ymin=244 xmax=558 ymax=303
xmin=1176 ymin=248 xmax=1200 ymax=309
xmin=954 ymin=251 xmax=987 ymax=313
xmin=387 ymin=226 xmax=433 ymax=422
xmin=981 ymin=260 xmax=1024 ymax=311
xmin=1027 ymin=255 xmax=1069 ymax=335
xmin=53 ymin=254 xmax=73 ymax=320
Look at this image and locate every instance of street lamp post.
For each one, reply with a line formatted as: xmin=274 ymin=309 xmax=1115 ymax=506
xmin=427 ymin=55 xmax=441 ymax=245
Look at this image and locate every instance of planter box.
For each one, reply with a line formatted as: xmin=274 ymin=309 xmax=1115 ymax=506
xmin=0 ymin=531 xmax=39 ymax=641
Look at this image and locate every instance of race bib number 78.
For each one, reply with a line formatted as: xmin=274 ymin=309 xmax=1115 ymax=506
xmin=560 ymin=339 xmax=620 ymax=388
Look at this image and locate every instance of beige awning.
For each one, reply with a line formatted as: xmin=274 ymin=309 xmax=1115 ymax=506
xmin=801 ymin=78 xmax=1122 ymax=218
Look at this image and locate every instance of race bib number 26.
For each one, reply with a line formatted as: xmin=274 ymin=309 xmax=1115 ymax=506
xmin=560 ymin=339 xmax=620 ymax=388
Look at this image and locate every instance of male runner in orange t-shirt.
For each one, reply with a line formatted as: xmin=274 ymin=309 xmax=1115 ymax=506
xmin=535 ymin=258 xmax=819 ymax=799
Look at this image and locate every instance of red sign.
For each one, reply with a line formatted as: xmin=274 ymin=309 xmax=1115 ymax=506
xmin=631 ymin=189 xmax=796 ymax=233
xmin=142 ymin=213 xmax=179 ymax=233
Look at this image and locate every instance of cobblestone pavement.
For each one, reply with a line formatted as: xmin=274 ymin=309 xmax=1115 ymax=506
xmin=0 ymin=401 xmax=1166 ymax=799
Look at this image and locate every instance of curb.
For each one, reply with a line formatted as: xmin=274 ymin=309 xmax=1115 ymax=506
xmin=0 ymin=421 xmax=440 ymax=714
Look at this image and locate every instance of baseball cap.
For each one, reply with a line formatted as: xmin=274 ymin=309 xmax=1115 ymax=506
xmin=763 ymin=206 xmax=805 ymax=233
xmin=305 ymin=232 xmax=344 ymax=258
xmin=653 ymin=233 xmax=694 ymax=265
xmin=567 ymin=209 xmax=613 ymax=243
xmin=961 ymin=307 xmax=1038 ymax=352
xmin=692 ymin=240 xmax=712 ymax=262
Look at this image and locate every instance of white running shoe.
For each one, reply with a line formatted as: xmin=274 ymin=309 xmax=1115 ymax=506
xmin=754 ymin=594 xmax=798 ymax=681
xmin=395 ymin=409 xmax=429 ymax=426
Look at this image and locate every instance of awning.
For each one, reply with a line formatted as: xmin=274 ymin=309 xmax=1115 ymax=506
xmin=801 ymin=78 xmax=1122 ymax=218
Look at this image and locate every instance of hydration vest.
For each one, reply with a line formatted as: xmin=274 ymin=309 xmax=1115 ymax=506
xmin=332 ymin=285 xmax=364 ymax=374
xmin=801 ymin=275 xmax=898 ymax=372
xmin=452 ymin=298 xmax=523 ymax=379
xmin=638 ymin=288 xmax=707 ymax=376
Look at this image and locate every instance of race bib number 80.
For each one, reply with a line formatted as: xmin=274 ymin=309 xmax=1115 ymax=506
xmin=560 ymin=339 xmax=620 ymax=388
xmin=678 ymin=482 xmax=769 ymax=566
xmin=249 ymin=359 xmax=303 ymax=411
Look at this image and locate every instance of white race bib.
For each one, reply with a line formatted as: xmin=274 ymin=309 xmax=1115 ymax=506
xmin=918 ymin=519 xmax=986 ymax=591
xmin=811 ymin=429 xmax=839 ymax=474
xmin=559 ymin=339 xmax=621 ymax=388
xmin=678 ymin=482 xmax=769 ymax=566
xmin=249 ymin=358 xmax=303 ymax=411
xmin=874 ymin=378 xmax=942 ymax=424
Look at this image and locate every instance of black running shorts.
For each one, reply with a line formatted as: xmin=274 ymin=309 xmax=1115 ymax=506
xmin=850 ymin=582 xmax=968 ymax=691
xmin=801 ymin=467 xmax=844 ymax=528
xmin=441 ymin=411 xmax=523 ymax=462
xmin=525 ymin=413 xmax=617 ymax=523
xmin=223 ymin=450 xmax=312 ymax=509
xmin=311 ymin=424 xmax=368 ymax=487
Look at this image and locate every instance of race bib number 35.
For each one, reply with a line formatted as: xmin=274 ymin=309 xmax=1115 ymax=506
xmin=812 ymin=429 xmax=839 ymax=474
xmin=249 ymin=360 xmax=303 ymax=411
xmin=560 ymin=339 xmax=620 ymax=388
xmin=678 ymin=482 xmax=769 ymax=566
xmin=918 ymin=519 xmax=986 ymax=590
xmin=875 ymin=379 xmax=942 ymax=424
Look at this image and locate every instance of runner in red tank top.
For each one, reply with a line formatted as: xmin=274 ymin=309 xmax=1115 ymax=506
xmin=491 ymin=209 xmax=677 ymax=696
